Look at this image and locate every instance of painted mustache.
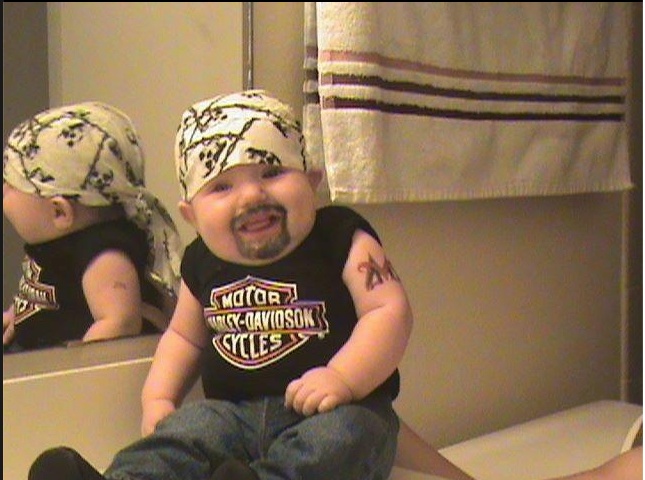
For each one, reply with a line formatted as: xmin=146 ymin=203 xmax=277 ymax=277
xmin=232 ymin=204 xmax=287 ymax=233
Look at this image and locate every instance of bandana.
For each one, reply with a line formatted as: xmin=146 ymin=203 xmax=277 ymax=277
xmin=174 ymin=90 xmax=308 ymax=201
xmin=3 ymin=101 xmax=182 ymax=296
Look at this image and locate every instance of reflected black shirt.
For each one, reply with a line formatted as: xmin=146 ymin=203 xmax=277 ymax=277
xmin=8 ymin=219 xmax=163 ymax=351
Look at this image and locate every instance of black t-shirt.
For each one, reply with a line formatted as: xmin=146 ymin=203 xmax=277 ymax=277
xmin=181 ymin=205 xmax=400 ymax=401
xmin=8 ymin=218 xmax=163 ymax=351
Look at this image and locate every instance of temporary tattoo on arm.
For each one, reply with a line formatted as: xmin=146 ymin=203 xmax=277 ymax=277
xmin=357 ymin=254 xmax=400 ymax=291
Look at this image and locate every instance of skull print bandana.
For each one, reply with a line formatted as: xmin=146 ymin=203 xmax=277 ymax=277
xmin=3 ymin=101 xmax=182 ymax=295
xmin=174 ymin=90 xmax=308 ymax=201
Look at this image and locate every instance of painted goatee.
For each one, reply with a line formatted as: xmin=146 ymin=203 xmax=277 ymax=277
xmin=232 ymin=204 xmax=290 ymax=260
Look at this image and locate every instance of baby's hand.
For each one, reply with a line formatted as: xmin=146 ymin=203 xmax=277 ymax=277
xmin=284 ymin=366 xmax=353 ymax=416
xmin=141 ymin=399 xmax=175 ymax=436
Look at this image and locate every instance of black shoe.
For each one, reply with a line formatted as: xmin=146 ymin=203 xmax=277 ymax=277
xmin=28 ymin=446 xmax=106 ymax=480
xmin=211 ymin=459 xmax=259 ymax=480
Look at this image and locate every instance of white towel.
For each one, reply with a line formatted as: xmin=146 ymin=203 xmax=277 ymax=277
xmin=303 ymin=2 xmax=633 ymax=203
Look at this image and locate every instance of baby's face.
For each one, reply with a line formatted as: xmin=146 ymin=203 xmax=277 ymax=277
xmin=182 ymin=164 xmax=319 ymax=266
xmin=3 ymin=182 xmax=59 ymax=244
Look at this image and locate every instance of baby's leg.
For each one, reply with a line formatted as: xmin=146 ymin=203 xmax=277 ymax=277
xmin=105 ymin=399 xmax=258 ymax=479
xmin=252 ymin=394 xmax=399 ymax=480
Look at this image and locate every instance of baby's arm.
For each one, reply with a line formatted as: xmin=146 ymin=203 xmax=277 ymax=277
xmin=3 ymin=304 xmax=15 ymax=345
xmin=81 ymin=249 xmax=145 ymax=342
xmin=140 ymin=280 xmax=208 ymax=436
xmin=285 ymin=229 xmax=413 ymax=415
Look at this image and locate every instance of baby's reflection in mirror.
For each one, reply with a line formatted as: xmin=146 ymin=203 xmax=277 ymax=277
xmin=3 ymin=101 xmax=182 ymax=353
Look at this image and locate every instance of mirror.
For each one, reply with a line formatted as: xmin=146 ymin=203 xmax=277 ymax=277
xmin=3 ymin=2 xmax=253 ymax=366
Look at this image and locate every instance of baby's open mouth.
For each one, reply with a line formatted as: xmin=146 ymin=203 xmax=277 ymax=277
xmin=239 ymin=211 xmax=281 ymax=233
xmin=234 ymin=205 xmax=286 ymax=236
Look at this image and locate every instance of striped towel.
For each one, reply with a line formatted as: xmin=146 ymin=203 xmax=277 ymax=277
xmin=303 ymin=2 xmax=633 ymax=203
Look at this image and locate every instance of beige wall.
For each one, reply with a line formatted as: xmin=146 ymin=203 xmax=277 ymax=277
xmin=3 ymin=3 xmax=640 ymax=478
xmin=47 ymin=2 xmax=245 ymax=244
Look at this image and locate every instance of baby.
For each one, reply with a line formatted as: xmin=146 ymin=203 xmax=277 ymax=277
xmin=27 ymin=90 xmax=414 ymax=479
xmin=3 ymin=101 xmax=182 ymax=351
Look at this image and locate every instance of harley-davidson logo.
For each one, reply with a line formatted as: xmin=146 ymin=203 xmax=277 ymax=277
xmin=14 ymin=256 xmax=59 ymax=323
xmin=205 ymin=276 xmax=328 ymax=369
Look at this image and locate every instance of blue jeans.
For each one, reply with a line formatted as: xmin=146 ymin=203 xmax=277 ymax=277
xmin=104 ymin=394 xmax=399 ymax=480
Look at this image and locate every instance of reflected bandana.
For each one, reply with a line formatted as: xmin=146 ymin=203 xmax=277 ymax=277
xmin=174 ymin=90 xmax=308 ymax=201
xmin=3 ymin=101 xmax=182 ymax=295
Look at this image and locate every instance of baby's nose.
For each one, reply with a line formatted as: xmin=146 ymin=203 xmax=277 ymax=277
xmin=238 ymin=180 xmax=268 ymax=204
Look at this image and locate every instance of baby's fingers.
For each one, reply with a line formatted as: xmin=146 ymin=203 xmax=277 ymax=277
xmin=300 ymin=391 xmax=329 ymax=416
xmin=284 ymin=378 xmax=303 ymax=410
xmin=317 ymin=395 xmax=342 ymax=413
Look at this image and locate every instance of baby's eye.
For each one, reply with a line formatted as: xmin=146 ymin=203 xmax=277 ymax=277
xmin=209 ymin=182 xmax=231 ymax=193
xmin=262 ymin=166 xmax=285 ymax=179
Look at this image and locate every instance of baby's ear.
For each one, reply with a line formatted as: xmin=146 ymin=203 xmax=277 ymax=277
xmin=178 ymin=200 xmax=196 ymax=227
xmin=306 ymin=169 xmax=324 ymax=190
xmin=49 ymin=196 xmax=75 ymax=230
